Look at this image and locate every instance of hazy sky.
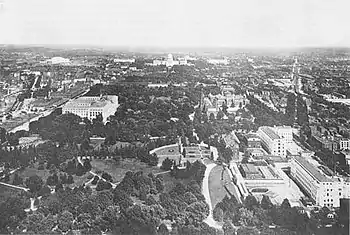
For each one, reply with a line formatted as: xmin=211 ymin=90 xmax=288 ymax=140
xmin=0 ymin=0 xmax=349 ymax=48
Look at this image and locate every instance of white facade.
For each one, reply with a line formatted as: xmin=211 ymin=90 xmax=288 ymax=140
xmin=208 ymin=58 xmax=229 ymax=65
xmin=46 ymin=57 xmax=70 ymax=65
xmin=152 ymin=54 xmax=187 ymax=67
xmin=62 ymin=95 xmax=119 ymax=123
xmin=114 ymin=58 xmax=135 ymax=63
xmin=291 ymin=156 xmax=350 ymax=208
xmin=273 ymin=126 xmax=294 ymax=144
xmin=257 ymin=127 xmax=286 ymax=157
xmin=339 ymin=139 xmax=350 ymax=150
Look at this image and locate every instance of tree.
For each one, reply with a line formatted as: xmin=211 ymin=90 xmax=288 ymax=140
xmin=148 ymin=153 xmax=158 ymax=166
xmin=238 ymin=208 xmax=259 ymax=227
xmin=96 ymin=180 xmax=112 ymax=191
xmin=59 ymin=173 xmax=67 ymax=184
xmin=223 ymin=220 xmax=236 ymax=235
xmin=12 ymin=173 xmax=23 ymax=186
xmin=83 ymin=159 xmax=92 ymax=171
xmin=0 ymin=195 xmax=27 ymax=234
xmin=58 ymin=210 xmax=74 ymax=233
xmin=217 ymin=110 xmax=224 ymax=120
xmin=25 ymin=175 xmax=44 ymax=194
xmin=158 ymin=223 xmax=169 ymax=235
xmin=101 ymin=172 xmax=113 ymax=182
xmin=281 ymin=198 xmax=291 ymax=210
xmin=209 ymin=113 xmax=215 ymax=122
xmin=244 ymin=195 xmax=259 ymax=210
xmin=237 ymin=227 xmax=260 ymax=235
xmin=91 ymin=176 xmax=99 ymax=185
xmin=66 ymin=174 xmax=74 ymax=184
xmin=75 ymin=163 xmax=85 ymax=176
xmin=161 ymin=158 xmax=173 ymax=171
xmin=261 ymin=195 xmax=274 ymax=210
xmin=38 ymin=185 xmax=52 ymax=197
xmin=213 ymin=207 xmax=224 ymax=222
xmin=21 ymin=211 xmax=45 ymax=233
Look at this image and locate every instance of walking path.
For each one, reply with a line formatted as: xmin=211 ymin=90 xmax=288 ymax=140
xmin=77 ymin=157 xmax=118 ymax=189
xmin=202 ymin=163 xmax=222 ymax=229
xmin=0 ymin=181 xmax=29 ymax=191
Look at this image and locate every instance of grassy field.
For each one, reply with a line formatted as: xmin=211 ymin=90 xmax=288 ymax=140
xmin=16 ymin=162 xmax=51 ymax=185
xmin=153 ymin=145 xmax=182 ymax=166
xmin=71 ymin=172 xmax=93 ymax=188
xmin=91 ymin=158 xmax=163 ymax=183
xmin=16 ymin=162 xmax=92 ymax=189
xmin=154 ymin=145 xmax=180 ymax=156
xmin=208 ymin=165 xmax=228 ymax=208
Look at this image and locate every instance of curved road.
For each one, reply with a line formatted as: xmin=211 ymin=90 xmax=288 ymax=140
xmin=202 ymin=163 xmax=222 ymax=229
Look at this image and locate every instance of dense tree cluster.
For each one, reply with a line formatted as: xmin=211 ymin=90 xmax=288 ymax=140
xmin=29 ymin=111 xmax=89 ymax=146
xmin=246 ymin=95 xmax=289 ymax=127
xmin=83 ymin=84 xmax=199 ymax=144
xmin=214 ymin=195 xmax=347 ymax=235
xmin=171 ymin=160 xmax=206 ymax=184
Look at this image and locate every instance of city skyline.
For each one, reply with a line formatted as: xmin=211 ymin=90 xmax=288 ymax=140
xmin=0 ymin=0 xmax=349 ymax=48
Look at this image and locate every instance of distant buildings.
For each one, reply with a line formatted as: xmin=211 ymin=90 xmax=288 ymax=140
xmin=202 ymin=85 xmax=249 ymax=119
xmin=207 ymin=58 xmax=229 ymax=65
xmin=291 ymin=156 xmax=350 ymax=208
xmin=152 ymin=54 xmax=188 ymax=67
xmin=44 ymin=57 xmax=71 ymax=65
xmin=113 ymin=58 xmax=135 ymax=63
xmin=62 ymin=95 xmax=119 ymax=123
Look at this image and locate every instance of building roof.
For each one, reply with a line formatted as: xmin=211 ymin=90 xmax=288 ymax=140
xmin=64 ymin=96 xmax=116 ymax=109
xmin=260 ymin=127 xmax=280 ymax=140
xmin=241 ymin=163 xmax=260 ymax=174
xmin=294 ymin=156 xmax=334 ymax=182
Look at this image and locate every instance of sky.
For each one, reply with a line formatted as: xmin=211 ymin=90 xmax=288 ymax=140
xmin=0 ymin=0 xmax=349 ymax=48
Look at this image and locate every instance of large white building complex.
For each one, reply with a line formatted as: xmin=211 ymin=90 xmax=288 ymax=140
xmin=291 ymin=156 xmax=350 ymax=208
xmin=257 ymin=126 xmax=287 ymax=157
xmin=44 ymin=57 xmax=71 ymax=65
xmin=152 ymin=54 xmax=188 ymax=67
xmin=62 ymin=95 xmax=119 ymax=123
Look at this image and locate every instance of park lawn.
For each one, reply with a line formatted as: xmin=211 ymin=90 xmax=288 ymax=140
xmin=17 ymin=162 xmax=52 ymax=184
xmin=91 ymin=158 xmax=162 ymax=183
xmin=208 ymin=165 xmax=228 ymax=208
xmin=71 ymin=172 xmax=93 ymax=188
xmin=154 ymin=145 xmax=180 ymax=156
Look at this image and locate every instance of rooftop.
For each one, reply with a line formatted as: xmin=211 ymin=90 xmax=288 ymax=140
xmin=241 ymin=163 xmax=260 ymax=174
xmin=294 ymin=156 xmax=334 ymax=183
xmin=260 ymin=127 xmax=281 ymax=140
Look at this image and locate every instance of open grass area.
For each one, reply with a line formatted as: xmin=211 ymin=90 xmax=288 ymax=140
xmin=208 ymin=165 xmax=228 ymax=208
xmin=154 ymin=145 xmax=180 ymax=156
xmin=71 ymin=172 xmax=93 ymax=188
xmin=153 ymin=145 xmax=182 ymax=167
xmin=16 ymin=162 xmax=92 ymax=189
xmin=91 ymin=158 xmax=163 ymax=183
xmin=17 ymin=162 xmax=51 ymax=185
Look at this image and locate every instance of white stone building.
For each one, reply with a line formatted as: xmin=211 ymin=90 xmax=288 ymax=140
xmin=257 ymin=126 xmax=287 ymax=157
xmin=291 ymin=156 xmax=350 ymax=208
xmin=62 ymin=95 xmax=119 ymax=123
